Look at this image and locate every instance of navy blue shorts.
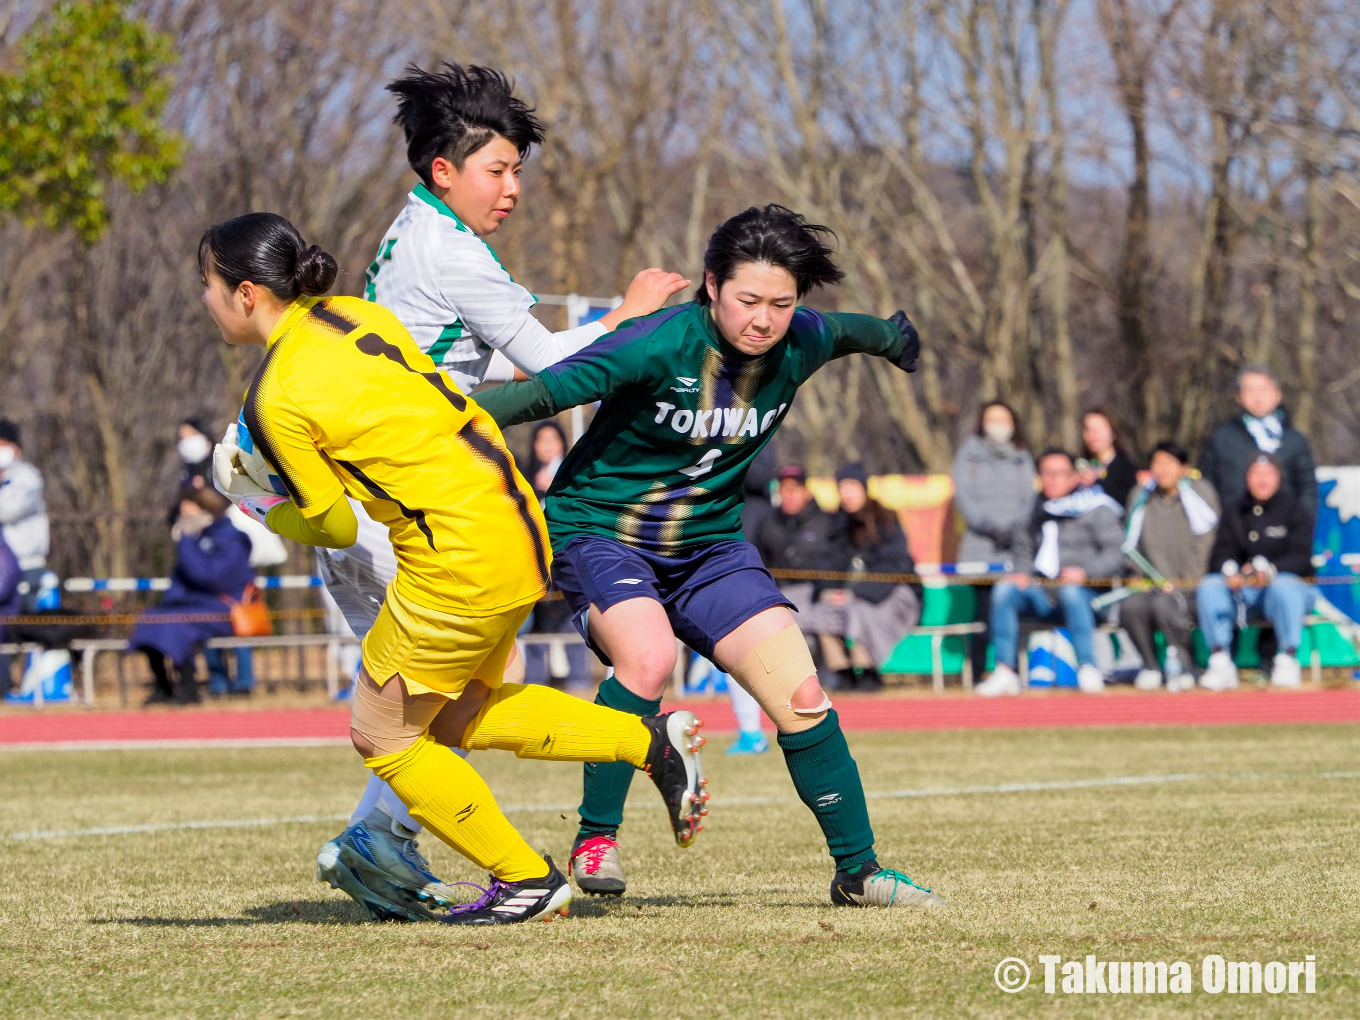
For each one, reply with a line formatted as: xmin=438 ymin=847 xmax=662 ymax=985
xmin=550 ymin=537 xmax=792 ymax=663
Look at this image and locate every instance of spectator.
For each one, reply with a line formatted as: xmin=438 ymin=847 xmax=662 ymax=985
xmin=800 ymin=463 xmax=919 ymax=691
xmin=0 ymin=534 xmax=22 ymax=698
xmin=1199 ymin=365 xmax=1317 ymax=521
xmin=754 ymin=464 xmax=835 ymax=585
xmin=740 ymin=444 xmax=778 ymax=543
xmin=0 ymin=418 xmax=51 ymax=608
xmin=131 ymin=487 xmax=254 ymax=705
xmin=176 ymin=418 xmax=215 ymax=491
xmin=521 ymin=421 xmax=590 ymax=692
xmin=977 ymin=450 xmax=1125 ymax=697
xmin=1118 ymin=441 xmax=1220 ymax=691
xmin=1078 ymin=408 xmax=1139 ymax=508
xmin=1196 ymin=454 xmax=1315 ymax=691
xmin=952 ymin=400 xmax=1037 ymax=678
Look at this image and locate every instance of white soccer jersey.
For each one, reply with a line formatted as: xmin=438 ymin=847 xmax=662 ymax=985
xmin=321 ymin=183 xmax=607 ymax=629
xmin=362 ymin=183 xmax=607 ymax=393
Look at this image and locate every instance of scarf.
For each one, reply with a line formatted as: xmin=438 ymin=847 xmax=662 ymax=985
xmin=1031 ymin=487 xmax=1125 ymax=579
xmin=1122 ymin=478 xmax=1218 ymax=555
xmin=1243 ymin=412 xmax=1284 ymax=453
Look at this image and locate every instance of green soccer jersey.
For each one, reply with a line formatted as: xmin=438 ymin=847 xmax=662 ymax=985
xmin=475 ymin=300 xmax=906 ymax=555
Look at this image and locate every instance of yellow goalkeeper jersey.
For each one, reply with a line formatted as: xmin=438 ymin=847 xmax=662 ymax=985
xmin=243 ymin=295 xmax=550 ymax=616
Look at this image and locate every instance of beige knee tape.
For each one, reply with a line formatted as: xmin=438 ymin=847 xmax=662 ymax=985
xmin=730 ymin=625 xmax=829 ymax=734
xmin=350 ymin=671 xmax=445 ymax=756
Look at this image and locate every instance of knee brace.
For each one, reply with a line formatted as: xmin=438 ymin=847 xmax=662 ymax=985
xmin=729 ymin=625 xmax=829 ymax=734
xmin=350 ymin=671 xmax=445 ymax=757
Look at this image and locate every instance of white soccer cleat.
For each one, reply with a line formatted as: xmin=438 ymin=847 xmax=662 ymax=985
xmin=975 ymin=664 xmax=1021 ymax=697
xmin=1134 ymin=668 xmax=1164 ymax=691
xmin=1270 ymin=653 xmax=1302 ymax=689
xmin=1199 ymin=651 xmax=1240 ymax=692
xmin=1077 ymin=664 xmax=1106 ymax=693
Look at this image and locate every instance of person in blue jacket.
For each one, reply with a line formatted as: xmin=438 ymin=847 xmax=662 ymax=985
xmin=132 ymin=487 xmax=254 ymax=705
xmin=0 ymin=535 xmax=22 ymax=697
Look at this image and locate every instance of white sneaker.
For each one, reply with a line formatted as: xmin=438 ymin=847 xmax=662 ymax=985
xmin=1200 ymin=651 xmax=1240 ymax=692
xmin=1077 ymin=664 xmax=1105 ymax=693
xmin=1270 ymin=653 xmax=1302 ymax=689
xmin=976 ymin=664 xmax=1021 ymax=697
xmin=1165 ymin=671 xmax=1195 ymax=693
xmin=1134 ymin=669 xmax=1163 ymax=691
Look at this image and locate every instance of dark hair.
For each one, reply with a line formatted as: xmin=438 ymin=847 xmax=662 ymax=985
xmin=845 ymin=497 xmax=899 ymax=549
xmin=1150 ymin=439 xmax=1190 ymax=465
xmin=199 ymin=213 xmax=337 ymax=302
xmin=525 ymin=421 xmax=569 ymax=496
xmin=1081 ymin=406 xmax=1127 ymax=458
xmin=388 ymin=64 xmax=545 ymax=187
xmin=181 ymin=484 xmax=230 ymax=518
xmin=694 ymin=205 xmax=844 ymax=307
xmin=0 ymin=418 xmax=21 ymax=447
xmin=180 ymin=417 xmax=211 ymax=439
xmin=1037 ymin=447 xmax=1075 ymax=468
xmin=975 ymin=399 xmax=1027 ymax=450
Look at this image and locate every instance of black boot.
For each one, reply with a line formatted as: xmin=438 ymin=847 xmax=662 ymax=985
xmin=144 ymin=651 xmax=176 ymax=705
xmin=175 ymin=662 xmax=202 ymax=704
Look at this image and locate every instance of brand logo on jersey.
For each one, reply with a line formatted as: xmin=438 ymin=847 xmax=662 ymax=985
xmin=613 ymin=578 xmax=645 ymax=585
xmin=670 ymin=375 xmax=701 ymax=393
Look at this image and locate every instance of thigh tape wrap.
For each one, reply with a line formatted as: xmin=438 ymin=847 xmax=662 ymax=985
xmin=350 ymin=671 xmax=445 ymax=757
xmin=730 ymin=625 xmax=829 ymax=734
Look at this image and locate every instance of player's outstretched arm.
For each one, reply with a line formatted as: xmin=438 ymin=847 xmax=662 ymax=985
xmin=823 ymin=309 xmax=921 ymax=373
xmin=265 ymin=495 xmax=358 ymax=550
xmin=474 ymin=376 xmax=563 ymax=429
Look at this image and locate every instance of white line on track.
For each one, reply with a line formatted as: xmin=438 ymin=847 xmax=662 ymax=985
xmin=3 ymin=769 xmax=1355 ymax=843
xmin=0 ymin=738 xmax=353 ymax=752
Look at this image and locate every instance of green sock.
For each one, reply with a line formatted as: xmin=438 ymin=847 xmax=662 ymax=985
xmin=777 ymin=709 xmax=876 ymax=871
xmin=577 ymin=675 xmax=662 ymax=837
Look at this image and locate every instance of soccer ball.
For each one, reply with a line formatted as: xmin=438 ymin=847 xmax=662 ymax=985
xmin=235 ymin=407 xmax=289 ymax=496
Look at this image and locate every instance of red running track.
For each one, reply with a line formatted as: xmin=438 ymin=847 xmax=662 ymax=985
xmin=0 ymin=689 xmax=1355 ymax=747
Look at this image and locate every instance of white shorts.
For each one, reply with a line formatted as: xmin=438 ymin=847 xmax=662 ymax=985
xmin=316 ymin=499 xmax=397 ymax=639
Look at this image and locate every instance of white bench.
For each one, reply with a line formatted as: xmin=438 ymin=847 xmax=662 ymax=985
xmin=68 ymin=631 xmax=592 ymax=706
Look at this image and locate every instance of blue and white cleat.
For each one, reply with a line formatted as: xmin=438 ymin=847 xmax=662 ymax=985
xmin=316 ymin=810 xmax=464 ymax=921
xmin=726 ymin=730 xmax=769 ymax=755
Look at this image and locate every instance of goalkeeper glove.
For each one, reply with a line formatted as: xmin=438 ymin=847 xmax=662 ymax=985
xmin=888 ymin=310 xmax=921 ymax=373
xmin=235 ymin=493 xmax=290 ymax=528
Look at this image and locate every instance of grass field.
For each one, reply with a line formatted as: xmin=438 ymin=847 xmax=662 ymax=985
xmin=0 ymin=723 xmax=1356 ymax=1018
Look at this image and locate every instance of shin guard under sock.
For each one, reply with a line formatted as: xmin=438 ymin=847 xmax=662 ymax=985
xmin=578 ymin=676 xmax=661 ymax=837
xmin=366 ymin=735 xmax=546 ymax=881
xmin=777 ymin=709 xmax=876 ymax=870
xmin=461 ymin=682 xmax=650 ymax=764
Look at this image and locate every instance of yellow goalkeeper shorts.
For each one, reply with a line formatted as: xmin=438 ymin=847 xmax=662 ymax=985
xmin=361 ymin=578 xmax=532 ymax=698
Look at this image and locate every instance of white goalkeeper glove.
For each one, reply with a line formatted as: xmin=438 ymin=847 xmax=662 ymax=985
xmin=213 ymin=423 xmax=291 ymax=528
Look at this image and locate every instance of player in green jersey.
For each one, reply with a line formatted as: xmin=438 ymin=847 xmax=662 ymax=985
xmin=477 ymin=205 xmax=943 ymax=908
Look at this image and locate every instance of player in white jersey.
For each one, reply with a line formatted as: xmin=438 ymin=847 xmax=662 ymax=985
xmin=309 ymin=64 xmax=688 ymax=920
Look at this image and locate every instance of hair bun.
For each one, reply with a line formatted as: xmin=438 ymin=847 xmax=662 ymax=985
xmin=295 ymin=244 xmax=338 ymax=296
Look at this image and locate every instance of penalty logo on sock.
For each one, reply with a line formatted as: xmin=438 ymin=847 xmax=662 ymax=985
xmin=454 ymin=803 xmax=480 ymax=823
xmin=815 ymin=792 xmax=843 ymax=809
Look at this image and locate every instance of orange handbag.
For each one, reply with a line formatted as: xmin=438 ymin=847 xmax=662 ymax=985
xmin=224 ymin=582 xmax=273 ymax=637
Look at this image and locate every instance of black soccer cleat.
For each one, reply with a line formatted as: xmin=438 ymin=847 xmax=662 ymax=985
xmin=830 ymin=860 xmax=945 ymax=908
xmin=640 ymin=710 xmax=708 ymax=847
xmin=441 ymin=856 xmax=573 ymax=925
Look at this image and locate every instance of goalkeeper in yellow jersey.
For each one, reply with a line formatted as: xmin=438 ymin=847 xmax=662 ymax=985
xmin=200 ymin=211 xmax=707 ymax=924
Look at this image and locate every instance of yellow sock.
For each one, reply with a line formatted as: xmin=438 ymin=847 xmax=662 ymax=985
xmin=462 ymin=683 xmax=651 ymax=766
xmin=366 ymin=735 xmax=547 ymax=882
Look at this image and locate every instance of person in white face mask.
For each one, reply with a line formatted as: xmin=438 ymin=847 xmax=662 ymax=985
xmin=0 ymin=418 xmax=50 ymax=606
xmin=176 ymin=419 xmax=215 ymax=491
